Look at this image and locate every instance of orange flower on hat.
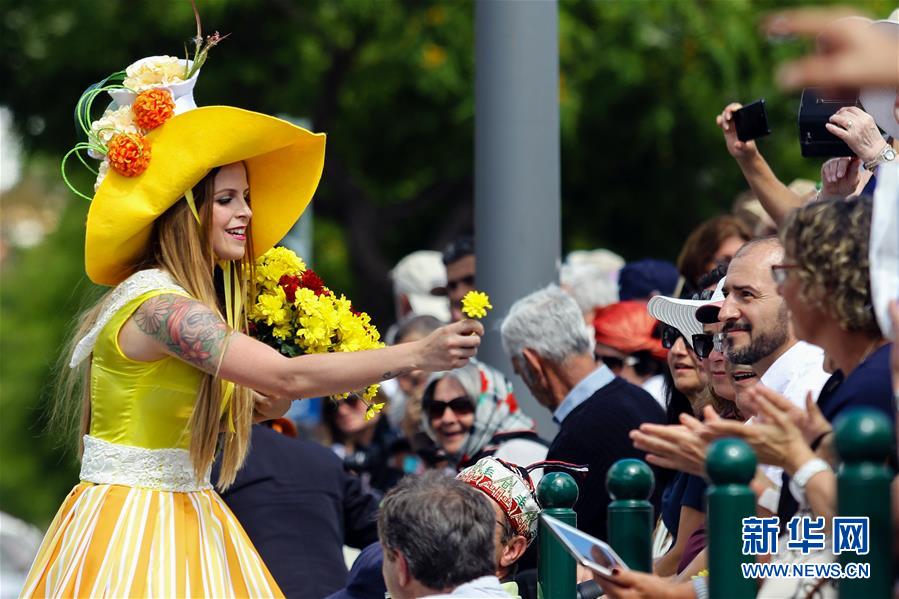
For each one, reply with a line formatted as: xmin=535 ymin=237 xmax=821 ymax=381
xmin=132 ymin=88 xmax=175 ymax=130
xmin=107 ymin=133 xmax=151 ymax=177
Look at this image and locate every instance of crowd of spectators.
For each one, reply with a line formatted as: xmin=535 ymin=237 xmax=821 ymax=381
xmin=210 ymin=7 xmax=899 ymax=599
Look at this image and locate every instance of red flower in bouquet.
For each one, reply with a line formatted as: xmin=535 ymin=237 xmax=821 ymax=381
xmin=299 ymin=269 xmax=328 ymax=296
xmin=279 ymin=274 xmax=301 ymax=303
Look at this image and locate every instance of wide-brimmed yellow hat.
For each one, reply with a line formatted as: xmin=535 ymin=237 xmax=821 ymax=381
xmin=86 ymin=105 xmax=325 ymax=285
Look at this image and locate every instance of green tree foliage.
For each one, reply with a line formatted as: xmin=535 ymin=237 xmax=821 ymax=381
xmin=0 ymin=0 xmax=892 ymax=525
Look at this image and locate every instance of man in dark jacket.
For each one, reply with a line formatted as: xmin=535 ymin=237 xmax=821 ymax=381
xmin=500 ymin=285 xmax=666 ymax=540
xmin=213 ymin=422 xmax=380 ymax=599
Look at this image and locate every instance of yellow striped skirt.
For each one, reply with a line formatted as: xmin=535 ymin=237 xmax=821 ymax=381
xmin=20 ymin=437 xmax=283 ymax=598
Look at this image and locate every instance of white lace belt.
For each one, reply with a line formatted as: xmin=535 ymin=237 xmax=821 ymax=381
xmin=80 ymin=435 xmax=212 ymax=492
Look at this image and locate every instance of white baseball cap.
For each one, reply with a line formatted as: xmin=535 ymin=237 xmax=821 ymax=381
xmin=390 ymin=250 xmax=450 ymax=322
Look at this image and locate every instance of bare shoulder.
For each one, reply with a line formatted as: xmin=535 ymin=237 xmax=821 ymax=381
xmin=126 ymin=293 xmax=230 ymax=373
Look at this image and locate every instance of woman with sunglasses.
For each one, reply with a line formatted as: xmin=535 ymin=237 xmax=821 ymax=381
xmin=652 ymin=321 xmax=716 ymax=577
xmin=420 ymin=362 xmax=548 ymax=473
xmin=322 ymin=391 xmax=403 ymax=495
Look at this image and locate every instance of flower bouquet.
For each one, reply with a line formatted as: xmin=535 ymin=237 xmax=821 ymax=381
xmin=248 ymin=247 xmax=385 ymax=419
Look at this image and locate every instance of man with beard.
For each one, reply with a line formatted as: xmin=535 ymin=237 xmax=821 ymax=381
xmin=696 ymin=238 xmax=830 ymax=503
xmin=697 ymin=238 xmax=831 ymax=412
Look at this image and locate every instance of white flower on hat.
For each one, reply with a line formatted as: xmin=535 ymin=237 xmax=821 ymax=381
xmin=123 ymin=56 xmax=188 ymax=91
xmin=89 ymin=105 xmax=139 ymax=146
xmin=93 ymin=160 xmax=109 ymax=192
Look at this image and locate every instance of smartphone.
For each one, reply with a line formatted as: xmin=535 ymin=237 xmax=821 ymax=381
xmin=733 ymin=99 xmax=772 ymax=142
xmin=541 ymin=515 xmax=628 ymax=578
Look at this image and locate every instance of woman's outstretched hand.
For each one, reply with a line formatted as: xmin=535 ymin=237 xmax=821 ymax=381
xmin=416 ymin=319 xmax=484 ymax=372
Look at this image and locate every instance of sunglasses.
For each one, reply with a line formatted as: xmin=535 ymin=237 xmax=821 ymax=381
xmin=427 ymin=396 xmax=476 ymax=420
xmin=446 ymin=275 xmax=475 ymax=293
xmin=770 ymin=263 xmax=799 ymax=285
xmin=691 ymin=332 xmax=726 ymax=359
xmin=660 ymin=325 xmax=684 ymax=349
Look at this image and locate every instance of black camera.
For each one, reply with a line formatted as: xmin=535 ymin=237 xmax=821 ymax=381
xmin=344 ymin=446 xmax=381 ymax=472
xmin=798 ymin=88 xmax=860 ymax=158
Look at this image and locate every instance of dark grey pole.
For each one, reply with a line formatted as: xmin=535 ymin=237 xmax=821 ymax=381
xmin=475 ymin=0 xmax=561 ymax=438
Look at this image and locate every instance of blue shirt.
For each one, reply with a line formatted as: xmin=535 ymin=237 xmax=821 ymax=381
xmin=553 ymin=365 xmax=615 ymax=424
xmin=818 ymin=343 xmax=895 ymax=424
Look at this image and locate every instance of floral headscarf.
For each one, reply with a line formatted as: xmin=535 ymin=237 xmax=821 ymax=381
xmin=421 ymin=360 xmax=537 ymax=465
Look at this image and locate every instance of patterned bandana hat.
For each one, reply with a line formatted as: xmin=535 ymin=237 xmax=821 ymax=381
xmin=457 ymin=457 xmax=588 ymax=545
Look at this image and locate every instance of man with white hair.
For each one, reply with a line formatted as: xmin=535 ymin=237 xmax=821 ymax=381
xmin=500 ymin=285 xmax=665 ymax=541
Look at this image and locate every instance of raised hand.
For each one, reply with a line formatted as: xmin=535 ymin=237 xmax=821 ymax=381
xmin=765 ymin=8 xmax=899 ymax=89
xmin=416 ymin=319 xmax=484 ymax=372
xmin=826 ymin=106 xmax=888 ymax=163
xmin=716 ymin=102 xmax=759 ymax=161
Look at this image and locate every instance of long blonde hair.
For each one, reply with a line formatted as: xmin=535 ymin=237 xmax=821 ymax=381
xmin=54 ymin=167 xmax=257 ymax=489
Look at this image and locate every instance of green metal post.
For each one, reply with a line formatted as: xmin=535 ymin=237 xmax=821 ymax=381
xmin=706 ymin=438 xmax=757 ymax=599
xmin=537 ymin=472 xmax=578 ymax=599
xmin=606 ymin=458 xmax=654 ymax=572
xmin=834 ymin=408 xmax=893 ymax=599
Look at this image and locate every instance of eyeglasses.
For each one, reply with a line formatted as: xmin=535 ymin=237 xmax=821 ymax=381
xmin=427 ymin=396 xmax=476 ymax=420
xmin=691 ymin=332 xmax=726 ymax=359
xmin=661 ymin=325 xmax=684 ymax=349
xmin=770 ymin=264 xmax=799 ymax=285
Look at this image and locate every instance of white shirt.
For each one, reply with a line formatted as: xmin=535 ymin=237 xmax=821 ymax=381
xmin=641 ymin=374 xmax=667 ymax=411
xmin=422 ymin=575 xmax=511 ymax=598
xmin=756 ymin=341 xmax=831 ymax=485
xmin=759 ymin=341 xmax=830 ymax=410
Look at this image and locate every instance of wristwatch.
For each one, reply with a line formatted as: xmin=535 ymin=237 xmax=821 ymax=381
xmin=788 ymin=458 xmax=831 ymax=505
xmin=863 ymin=144 xmax=897 ymax=172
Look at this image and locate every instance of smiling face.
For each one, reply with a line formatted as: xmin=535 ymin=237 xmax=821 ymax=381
xmin=666 ymin=335 xmax=706 ymax=397
xmin=718 ymin=244 xmax=792 ymax=372
xmin=430 ymin=376 xmax=476 ymax=455
xmin=209 ymin=162 xmax=252 ymax=262
xmin=702 ymin=322 xmax=734 ymax=401
xmin=727 ymin=361 xmax=758 ymax=418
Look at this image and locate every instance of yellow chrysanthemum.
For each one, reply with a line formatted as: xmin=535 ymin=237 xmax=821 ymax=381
xmin=251 ymin=287 xmax=290 ymax=326
xmin=255 ymin=246 xmax=307 ymax=290
xmin=461 ymin=290 xmax=493 ymax=319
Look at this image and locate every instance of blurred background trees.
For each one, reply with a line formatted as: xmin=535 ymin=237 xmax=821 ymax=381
xmin=0 ymin=0 xmax=892 ymax=526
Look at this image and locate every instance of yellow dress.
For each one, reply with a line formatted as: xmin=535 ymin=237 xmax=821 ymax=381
xmin=21 ymin=272 xmax=283 ymax=598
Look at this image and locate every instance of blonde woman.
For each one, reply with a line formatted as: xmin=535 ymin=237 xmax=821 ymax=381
xmin=22 ymin=55 xmax=481 ymax=598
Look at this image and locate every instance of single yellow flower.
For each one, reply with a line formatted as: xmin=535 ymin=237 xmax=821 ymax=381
xmin=461 ymin=290 xmax=493 ymax=319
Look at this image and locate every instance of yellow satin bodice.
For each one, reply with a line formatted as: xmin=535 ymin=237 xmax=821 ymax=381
xmin=89 ymin=289 xmax=202 ymax=450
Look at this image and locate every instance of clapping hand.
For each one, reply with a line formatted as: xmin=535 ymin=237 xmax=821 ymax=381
xmin=702 ymin=385 xmax=819 ymax=474
xmin=630 ymin=413 xmax=710 ymax=477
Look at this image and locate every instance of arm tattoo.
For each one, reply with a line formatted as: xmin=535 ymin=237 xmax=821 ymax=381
xmin=382 ymin=371 xmax=396 ymax=380
xmin=134 ymin=294 xmax=230 ymax=373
